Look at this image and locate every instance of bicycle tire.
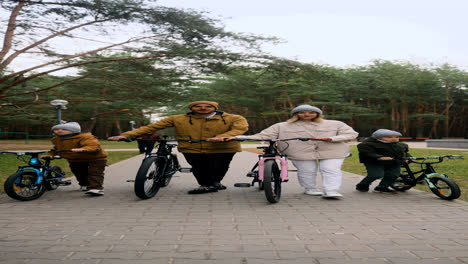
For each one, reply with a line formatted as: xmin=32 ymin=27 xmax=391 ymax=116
xmin=263 ymin=160 xmax=282 ymax=203
xmin=134 ymin=157 xmax=165 ymax=199
xmin=428 ymin=175 xmax=461 ymax=200
xmin=390 ymin=174 xmax=413 ymax=191
xmin=4 ymin=171 xmax=46 ymax=201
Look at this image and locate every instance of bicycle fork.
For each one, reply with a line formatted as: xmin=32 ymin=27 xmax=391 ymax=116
xmin=257 ymin=156 xmax=289 ymax=182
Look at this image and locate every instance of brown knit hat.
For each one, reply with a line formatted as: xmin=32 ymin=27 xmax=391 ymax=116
xmin=188 ymin=101 xmax=219 ymax=110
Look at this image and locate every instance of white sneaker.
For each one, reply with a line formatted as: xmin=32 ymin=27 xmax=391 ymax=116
xmin=323 ymin=190 xmax=343 ymax=198
xmin=304 ymin=188 xmax=323 ymax=196
xmin=79 ymin=186 xmax=88 ymax=191
xmin=85 ymin=189 xmax=104 ymax=196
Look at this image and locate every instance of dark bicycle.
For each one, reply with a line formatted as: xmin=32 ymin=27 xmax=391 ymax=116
xmin=391 ymin=155 xmax=463 ymax=200
xmin=234 ymin=138 xmax=312 ymax=203
xmin=120 ymin=137 xmax=201 ymax=199
xmin=2 ymin=150 xmax=71 ymax=201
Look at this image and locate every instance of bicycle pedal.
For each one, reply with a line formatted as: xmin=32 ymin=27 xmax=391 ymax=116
xmin=234 ymin=183 xmax=251 ymax=188
xmin=126 ymin=180 xmax=135 ymax=182
xmin=57 ymin=180 xmax=71 ymax=186
xmin=179 ymin=168 xmax=192 ymax=173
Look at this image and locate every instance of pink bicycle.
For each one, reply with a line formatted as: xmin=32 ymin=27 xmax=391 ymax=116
xmin=234 ymin=138 xmax=311 ymax=203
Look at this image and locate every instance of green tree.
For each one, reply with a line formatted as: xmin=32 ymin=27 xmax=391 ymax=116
xmin=0 ymin=0 xmax=267 ymax=107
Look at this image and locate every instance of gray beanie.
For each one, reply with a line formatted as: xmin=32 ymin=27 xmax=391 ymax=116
xmin=51 ymin=122 xmax=81 ymax=133
xmin=290 ymin=105 xmax=323 ymax=116
xmin=371 ymin=129 xmax=402 ymax=139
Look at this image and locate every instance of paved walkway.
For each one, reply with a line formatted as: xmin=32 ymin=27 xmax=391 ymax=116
xmin=1 ymin=149 xmax=468 ymax=264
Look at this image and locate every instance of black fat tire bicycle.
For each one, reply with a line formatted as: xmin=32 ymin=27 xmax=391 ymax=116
xmin=391 ymin=155 xmax=463 ymax=200
xmin=121 ymin=137 xmax=197 ymax=200
xmin=2 ymin=151 xmax=71 ymax=201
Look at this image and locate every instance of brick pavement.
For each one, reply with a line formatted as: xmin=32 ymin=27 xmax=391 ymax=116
xmin=1 ymin=149 xmax=468 ymax=264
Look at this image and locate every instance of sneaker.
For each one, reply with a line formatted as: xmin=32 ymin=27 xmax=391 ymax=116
xmin=85 ymin=189 xmax=104 ymax=196
xmin=322 ymin=190 xmax=343 ymax=198
xmin=187 ymin=186 xmax=218 ymax=194
xmin=373 ymin=186 xmax=396 ymax=193
xmin=214 ymin=182 xmax=227 ymax=190
xmin=355 ymin=184 xmax=369 ymax=192
xmin=304 ymin=188 xmax=323 ymax=196
xmin=80 ymin=186 xmax=88 ymax=192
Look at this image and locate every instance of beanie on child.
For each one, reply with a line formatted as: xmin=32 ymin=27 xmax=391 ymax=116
xmin=371 ymin=129 xmax=402 ymax=139
xmin=51 ymin=122 xmax=81 ymax=133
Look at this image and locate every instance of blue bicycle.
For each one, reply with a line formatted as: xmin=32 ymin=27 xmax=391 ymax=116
xmin=2 ymin=150 xmax=71 ymax=201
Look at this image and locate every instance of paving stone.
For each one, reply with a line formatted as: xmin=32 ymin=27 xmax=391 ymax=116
xmin=1 ymin=150 xmax=467 ymax=263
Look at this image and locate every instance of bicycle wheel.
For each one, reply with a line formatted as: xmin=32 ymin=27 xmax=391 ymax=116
xmin=390 ymin=174 xmax=413 ymax=191
xmin=134 ymin=157 xmax=165 ymax=199
xmin=428 ymin=175 xmax=461 ymax=200
xmin=4 ymin=171 xmax=46 ymax=201
xmin=263 ymin=160 xmax=282 ymax=203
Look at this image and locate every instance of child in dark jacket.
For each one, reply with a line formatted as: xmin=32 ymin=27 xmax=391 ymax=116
xmin=355 ymin=129 xmax=412 ymax=193
xmin=42 ymin=122 xmax=108 ymax=196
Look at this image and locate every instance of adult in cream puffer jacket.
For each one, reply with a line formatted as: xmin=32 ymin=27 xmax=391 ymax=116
xmin=237 ymin=105 xmax=358 ymax=198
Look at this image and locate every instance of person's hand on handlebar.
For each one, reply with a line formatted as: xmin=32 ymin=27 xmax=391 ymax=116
xmin=219 ymin=137 xmax=237 ymax=141
xmin=311 ymin=137 xmax=332 ymax=142
xmin=108 ymin=136 xmax=126 ymax=141
xmin=378 ymin=157 xmax=394 ymax=161
xmin=71 ymin=148 xmax=86 ymax=152
xmin=206 ymin=137 xmax=227 ymax=142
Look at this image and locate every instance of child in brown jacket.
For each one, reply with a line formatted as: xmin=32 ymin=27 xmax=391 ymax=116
xmin=43 ymin=122 xmax=108 ymax=196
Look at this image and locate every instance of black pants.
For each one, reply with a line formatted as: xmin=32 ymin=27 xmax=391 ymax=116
xmin=137 ymin=140 xmax=155 ymax=155
xmin=357 ymin=162 xmax=400 ymax=188
xmin=182 ymin=153 xmax=235 ymax=187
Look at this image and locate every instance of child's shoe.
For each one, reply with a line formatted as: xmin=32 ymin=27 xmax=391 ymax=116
xmin=355 ymin=184 xmax=369 ymax=192
xmin=187 ymin=186 xmax=218 ymax=194
xmin=304 ymin=188 xmax=323 ymax=196
xmin=85 ymin=189 xmax=104 ymax=196
xmin=373 ymin=186 xmax=396 ymax=193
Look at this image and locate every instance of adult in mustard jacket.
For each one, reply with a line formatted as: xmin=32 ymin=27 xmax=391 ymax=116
xmin=108 ymin=101 xmax=249 ymax=194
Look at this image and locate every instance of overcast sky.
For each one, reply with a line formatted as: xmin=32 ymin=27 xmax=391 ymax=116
xmin=158 ymin=0 xmax=468 ymax=69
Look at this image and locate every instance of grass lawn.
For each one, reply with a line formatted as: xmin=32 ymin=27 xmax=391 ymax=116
xmin=244 ymin=145 xmax=468 ymax=201
xmin=0 ymin=151 xmax=138 ymax=193
xmin=0 ymin=139 xmax=138 ymax=150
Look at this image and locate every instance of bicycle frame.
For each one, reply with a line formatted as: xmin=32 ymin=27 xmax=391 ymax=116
xmin=10 ymin=152 xmax=65 ymax=185
xmin=392 ymin=155 xmax=463 ymax=200
xmin=2 ymin=150 xmax=70 ymax=201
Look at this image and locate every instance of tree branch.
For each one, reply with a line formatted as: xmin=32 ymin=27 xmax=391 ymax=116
xmin=0 ymin=18 xmax=109 ymax=71
xmin=0 ymin=1 xmax=25 ymax=63
xmin=0 ymin=35 xmax=161 ymax=84
xmin=0 ymin=66 xmax=113 ymax=99
xmin=0 ymin=55 xmax=166 ymax=97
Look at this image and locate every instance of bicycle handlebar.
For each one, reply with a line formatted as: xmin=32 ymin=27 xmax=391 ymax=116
xmin=0 ymin=150 xmax=72 ymax=156
xmin=405 ymin=155 xmax=464 ymax=162
xmin=234 ymin=138 xmax=322 ymax=142
xmin=118 ymin=137 xmax=208 ymax=143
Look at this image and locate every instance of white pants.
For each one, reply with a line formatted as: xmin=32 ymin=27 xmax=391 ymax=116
xmin=291 ymin=159 xmax=344 ymax=192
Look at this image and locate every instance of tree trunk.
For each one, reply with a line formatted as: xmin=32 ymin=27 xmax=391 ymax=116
xmin=444 ymin=80 xmax=450 ymax=137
